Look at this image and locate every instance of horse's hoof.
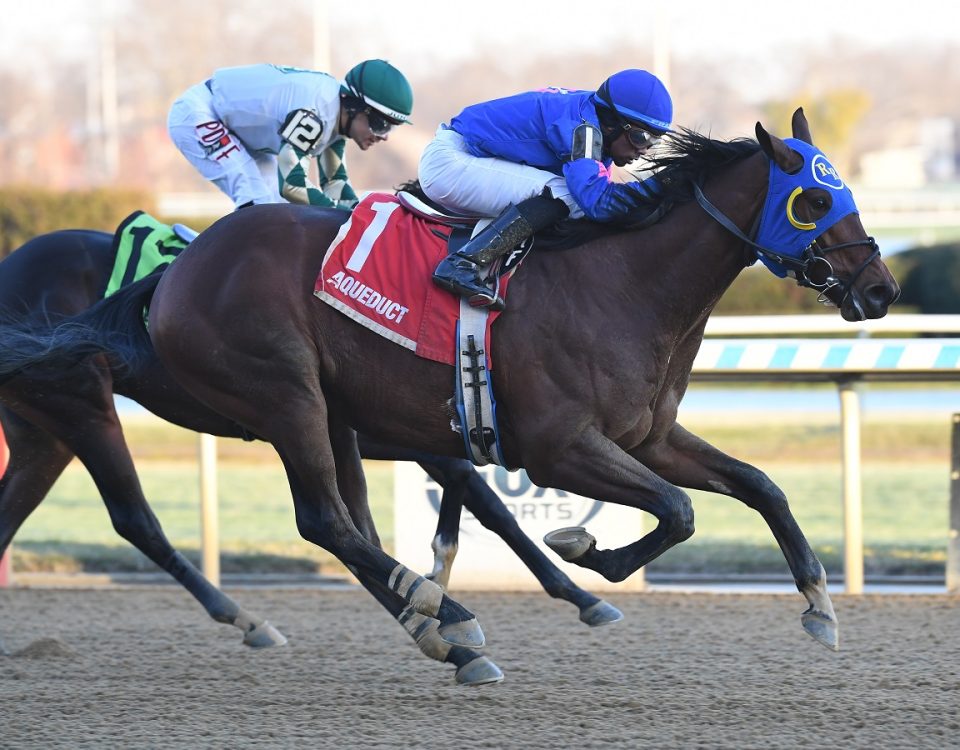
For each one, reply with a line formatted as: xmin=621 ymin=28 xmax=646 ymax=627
xmin=544 ymin=526 xmax=596 ymax=562
xmin=455 ymin=656 xmax=504 ymax=686
xmin=579 ymin=600 xmax=624 ymax=627
xmin=242 ymin=620 xmax=288 ymax=648
xmin=438 ymin=618 xmax=485 ymax=649
xmin=801 ymin=609 xmax=840 ymax=651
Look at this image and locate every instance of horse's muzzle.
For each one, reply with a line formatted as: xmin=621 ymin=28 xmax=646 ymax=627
xmin=843 ymin=281 xmax=901 ymax=321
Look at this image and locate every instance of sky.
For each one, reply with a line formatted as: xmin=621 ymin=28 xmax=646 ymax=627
xmin=2 ymin=0 xmax=956 ymax=82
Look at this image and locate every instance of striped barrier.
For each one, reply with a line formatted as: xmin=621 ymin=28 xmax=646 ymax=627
xmin=693 ymin=338 xmax=960 ymax=379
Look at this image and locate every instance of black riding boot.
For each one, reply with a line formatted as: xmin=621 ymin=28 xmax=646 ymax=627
xmin=432 ymin=194 xmax=569 ymax=310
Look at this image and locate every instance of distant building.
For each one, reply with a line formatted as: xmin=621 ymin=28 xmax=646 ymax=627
xmin=858 ymin=117 xmax=957 ymax=188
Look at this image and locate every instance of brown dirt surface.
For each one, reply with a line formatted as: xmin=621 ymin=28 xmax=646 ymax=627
xmin=1 ymin=587 xmax=958 ymax=749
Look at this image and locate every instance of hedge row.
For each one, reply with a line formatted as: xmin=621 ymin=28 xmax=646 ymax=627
xmin=891 ymin=243 xmax=960 ymax=314
xmin=0 ymin=187 xmax=156 ymax=258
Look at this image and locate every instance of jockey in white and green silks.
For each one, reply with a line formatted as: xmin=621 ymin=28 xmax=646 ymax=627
xmin=168 ymin=60 xmax=413 ymax=210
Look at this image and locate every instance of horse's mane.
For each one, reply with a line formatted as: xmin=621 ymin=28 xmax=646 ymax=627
xmin=643 ymin=128 xmax=761 ymax=206
xmin=394 ymin=130 xmax=762 ymax=251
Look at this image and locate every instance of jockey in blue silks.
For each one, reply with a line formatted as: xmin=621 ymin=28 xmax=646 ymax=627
xmin=419 ymin=69 xmax=673 ymax=310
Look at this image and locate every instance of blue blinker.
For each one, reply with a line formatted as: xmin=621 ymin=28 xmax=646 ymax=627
xmin=754 ymin=138 xmax=859 ymax=277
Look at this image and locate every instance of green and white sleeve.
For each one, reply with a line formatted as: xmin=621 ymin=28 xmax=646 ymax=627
xmin=277 ymin=142 xmax=337 ymax=207
xmin=317 ymin=139 xmax=358 ymax=209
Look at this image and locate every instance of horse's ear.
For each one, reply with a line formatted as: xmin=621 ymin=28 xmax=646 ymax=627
xmin=791 ymin=107 xmax=813 ymax=144
xmin=756 ymin=121 xmax=804 ymax=174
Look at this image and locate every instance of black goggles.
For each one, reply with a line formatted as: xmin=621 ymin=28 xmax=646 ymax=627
xmin=622 ymin=123 xmax=661 ymax=150
xmin=366 ymin=109 xmax=400 ymax=137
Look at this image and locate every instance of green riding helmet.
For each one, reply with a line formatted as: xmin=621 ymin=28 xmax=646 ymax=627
xmin=341 ymin=59 xmax=414 ymax=125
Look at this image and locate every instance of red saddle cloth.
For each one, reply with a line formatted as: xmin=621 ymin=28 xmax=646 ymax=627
xmin=314 ymin=193 xmax=509 ymax=366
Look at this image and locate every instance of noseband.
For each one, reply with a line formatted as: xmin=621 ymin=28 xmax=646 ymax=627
xmin=693 ymin=183 xmax=880 ymax=311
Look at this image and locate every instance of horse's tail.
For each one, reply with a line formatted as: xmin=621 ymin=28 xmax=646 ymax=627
xmin=0 ymin=271 xmax=162 ymax=385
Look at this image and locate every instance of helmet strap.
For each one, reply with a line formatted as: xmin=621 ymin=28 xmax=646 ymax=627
xmin=594 ymin=105 xmax=622 ymax=153
xmin=339 ymin=93 xmax=364 ymax=136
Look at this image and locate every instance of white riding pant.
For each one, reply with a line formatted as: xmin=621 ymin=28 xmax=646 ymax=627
xmin=167 ymin=82 xmax=280 ymax=207
xmin=417 ymin=127 xmax=584 ymax=219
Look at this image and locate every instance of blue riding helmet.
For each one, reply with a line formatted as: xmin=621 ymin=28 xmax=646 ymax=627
xmin=594 ymin=69 xmax=673 ymax=134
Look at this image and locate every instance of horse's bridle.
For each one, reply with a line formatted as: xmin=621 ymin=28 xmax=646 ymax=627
xmin=693 ymin=182 xmax=880 ymax=314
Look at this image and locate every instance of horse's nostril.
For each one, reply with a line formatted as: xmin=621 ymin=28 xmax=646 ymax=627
xmin=865 ymin=283 xmax=899 ymax=309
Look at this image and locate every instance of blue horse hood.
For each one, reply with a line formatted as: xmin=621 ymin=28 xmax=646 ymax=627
xmin=755 ymin=138 xmax=859 ymax=277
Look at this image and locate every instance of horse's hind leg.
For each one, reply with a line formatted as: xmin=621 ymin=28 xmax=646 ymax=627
xmin=433 ymin=461 xmax=622 ymax=625
xmin=641 ymin=423 xmax=838 ymax=650
xmin=0 ymin=410 xmax=68 ymax=658
xmin=356 ymin=437 xmax=622 ymax=627
xmin=329 ymin=430 xmax=503 ymax=685
xmin=266 ymin=398 xmax=485 ymax=649
xmin=53 ymin=395 xmax=285 ymax=648
xmin=0 ymin=409 xmax=75 ymax=563
xmin=456 ymin=467 xmax=622 ymax=626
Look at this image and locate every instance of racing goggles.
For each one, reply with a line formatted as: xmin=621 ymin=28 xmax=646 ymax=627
xmin=366 ymin=109 xmax=401 ymax=137
xmin=621 ymin=123 xmax=662 ymax=150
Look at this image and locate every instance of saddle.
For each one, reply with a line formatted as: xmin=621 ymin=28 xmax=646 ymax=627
xmin=395 ymin=190 xmax=533 ymax=278
xmin=395 ymin=190 xmax=480 ymax=229
xmin=105 ymin=211 xmax=196 ymax=299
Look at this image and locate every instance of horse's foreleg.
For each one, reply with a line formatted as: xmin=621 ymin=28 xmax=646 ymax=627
xmin=73 ymin=415 xmax=285 ymax=648
xmin=531 ymin=429 xmax=695 ymax=582
xmin=641 ymin=423 xmax=838 ymax=651
xmin=457 ymin=468 xmax=623 ymax=626
xmin=356 ymin=436 xmax=622 ymax=625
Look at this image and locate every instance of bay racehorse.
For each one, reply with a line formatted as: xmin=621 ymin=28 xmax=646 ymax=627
xmin=0 ymin=110 xmax=900 ymax=676
xmin=0 ymin=227 xmax=624 ymax=685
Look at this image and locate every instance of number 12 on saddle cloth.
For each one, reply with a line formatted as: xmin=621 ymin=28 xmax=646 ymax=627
xmin=314 ymin=193 xmax=512 ymax=366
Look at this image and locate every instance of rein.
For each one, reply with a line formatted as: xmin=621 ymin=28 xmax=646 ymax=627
xmin=692 ymin=182 xmax=880 ymax=313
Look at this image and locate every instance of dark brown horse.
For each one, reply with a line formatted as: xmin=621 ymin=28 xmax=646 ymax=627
xmin=0 ymin=227 xmax=621 ymax=686
xmin=0 ymin=111 xmax=900 ymax=676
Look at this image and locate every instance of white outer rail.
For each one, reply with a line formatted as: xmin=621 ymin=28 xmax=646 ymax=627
xmin=704 ymin=314 xmax=960 ymax=336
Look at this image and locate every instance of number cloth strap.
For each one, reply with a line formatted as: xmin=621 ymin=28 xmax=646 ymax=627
xmin=105 ymin=211 xmax=190 ymax=298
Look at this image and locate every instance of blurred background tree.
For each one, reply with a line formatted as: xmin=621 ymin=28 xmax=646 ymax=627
xmin=763 ymin=89 xmax=871 ymax=175
xmin=891 ymin=243 xmax=960 ymax=313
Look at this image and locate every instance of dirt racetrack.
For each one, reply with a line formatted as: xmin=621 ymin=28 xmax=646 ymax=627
xmin=1 ymin=586 xmax=958 ymax=749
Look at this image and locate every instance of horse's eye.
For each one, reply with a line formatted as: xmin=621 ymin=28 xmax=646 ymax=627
xmin=806 ymin=193 xmax=832 ymax=215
